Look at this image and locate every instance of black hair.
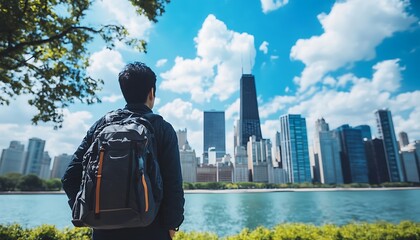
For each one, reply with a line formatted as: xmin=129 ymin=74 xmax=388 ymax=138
xmin=118 ymin=62 xmax=157 ymax=104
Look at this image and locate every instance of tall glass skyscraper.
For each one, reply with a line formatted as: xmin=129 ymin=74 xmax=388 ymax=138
xmin=239 ymin=74 xmax=262 ymax=147
xmin=375 ymin=109 xmax=403 ymax=182
xmin=336 ymin=125 xmax=369 ymax=183
xmin=23 ymin=138 xmax=46 ymax=176
xmin=0 ymin=141 xmax=25 ymax=175
xmin=279 ymin=114 xmax=311 ymax=183
xmin=203 ymin=111 xmax=226 ymax=161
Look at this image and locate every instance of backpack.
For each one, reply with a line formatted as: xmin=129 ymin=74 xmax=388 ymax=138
xmin=71 ymin=109 xmax=163 ymax=230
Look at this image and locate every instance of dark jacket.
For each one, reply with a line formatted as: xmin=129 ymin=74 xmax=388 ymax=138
xmin=62 ymin=104 xmax=184 ymax=240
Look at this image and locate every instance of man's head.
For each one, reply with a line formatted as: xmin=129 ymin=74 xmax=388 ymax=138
xmin=118 ymin=62 xmax=157 ymax=105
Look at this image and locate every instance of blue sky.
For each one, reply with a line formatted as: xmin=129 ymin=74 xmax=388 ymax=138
xmin=1 ymin=0 xmax=419 ymax=160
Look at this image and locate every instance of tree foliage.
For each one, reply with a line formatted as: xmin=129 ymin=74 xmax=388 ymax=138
xmin=0 ymin=0 xmax=170 ymax=127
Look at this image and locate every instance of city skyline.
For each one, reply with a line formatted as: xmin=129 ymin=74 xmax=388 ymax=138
xmin=0 ymin=0 xmax=419 ymax=161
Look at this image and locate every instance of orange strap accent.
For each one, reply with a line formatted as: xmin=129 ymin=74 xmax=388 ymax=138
xmin=95 ymin=148 xmax=105 ymax=214
xmin=141 ymin=174 xmax=149 ymax=212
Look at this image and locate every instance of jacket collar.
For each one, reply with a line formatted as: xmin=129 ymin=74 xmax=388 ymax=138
xmin=124 ymin=103 xmax=153 ymax=114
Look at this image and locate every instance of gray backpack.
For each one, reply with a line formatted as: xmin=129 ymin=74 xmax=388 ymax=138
xmin=71 ymin=110 xmax=163 ymax=229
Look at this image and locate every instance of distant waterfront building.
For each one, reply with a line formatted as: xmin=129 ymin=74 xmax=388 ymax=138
xmin=23 ymin=138 xmax=46 ymax=176
xmin=279 ymin=114 xmax=311 ymax=183
xmin=196 ymin=165 xmax=217 ymax=182
xmin=313 ymin=118 xmax=343 ymax=184
xmin=398 ymin=131 xmax=409 ymax=149
xmin=51 ymin=154 xmax=72 ymax=179
xmin=0 ymin=141 xmax=25 ymax=175
xmin=247 ymin=136 xmax=271 ymax=183
xmin=364 ymin=138 xmax=390 ymax=184
xmin=39 ymin=152 xmax=51 ymax=179
xmin=400 ymin=149 xmax=419 ymax=183
xmin=177 ymin=129 xmax=198 ymax=183
xmin=375 ymin=109 xmax=404 ymax=182
xmin=203 ymin=111 xmax=226 ymax=163
xmin=234 ymin=145 xmax=248 ymax=182
xmin=336 ymin=125 xmax=369 ymax=183
xmin=239 ymin=74 xmax=262 ymax=148
xmin=274 ymin=131 xmax=282 ymax=168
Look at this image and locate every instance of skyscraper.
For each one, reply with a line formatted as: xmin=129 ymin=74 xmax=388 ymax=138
xmin=364 ymin=138 xmax=389 ymax=184
xmin=23 ymin=138 xmax=46 ymax=176
xmin=239 ymin=74 xmax=262 ymax=147
xmin=313 ymin=118 xmax=343 ymax=184
xmin=203 ymin=111 xmax=226 ymax=162
xmin=51 ymin=153 xmax=72 ymax=179
xmin=247 ymin=136 xmax=272 ymax=183
xmin=279 ymin=114 xmax=311 ymax=183
xmin=375 ymin=109 xmax=403 ymax=182
xmin=354 ymin=125 xmax=372 ymax=140
xmin=398 ymin=131 xmax=409 ymax=149
xmin=177 ymin=129 xmax=198 ymax=183
xmin=336 ymin=124 xmax=369 ymax=183
xmin=0 ymin=141 xmax=25 ymax=175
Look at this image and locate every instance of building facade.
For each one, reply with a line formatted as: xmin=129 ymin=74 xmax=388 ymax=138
xmin=375 ymin=109 xmax=404 ymax=182
xmin=279 ymin=114 xmax=311 ymax=183
xmin=51 ymin=153 xmax=72 ymax=179
xmin=336 ymin=125 xmax=369 ymax=183
xmin=203 ymin=111 xmax=226 ymax=163
xmin=398 ymin=131 xmax=409 ymax=149
xmin=0 ymin=141 xmax=25 ymax=175
xmin=23 ymin=138 xmax=46 ymax=176
xmin=247 ymin=136 xmax=272 ymax=183
xmin=239 ymin=74 xmax=262 ymax=147
xmin=313 ymin=118 xmax=343 ymax=184
xmin=364 ymin=138 xmax=390 ymax=184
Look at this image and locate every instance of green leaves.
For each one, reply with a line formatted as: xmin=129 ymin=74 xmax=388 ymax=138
xmin=0 ymin=0 xmax=170 ymax=127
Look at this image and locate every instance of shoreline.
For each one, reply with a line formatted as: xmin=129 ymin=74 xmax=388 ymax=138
xmin=184 ymin=187 xmax=420 ymax=194
xmin=2 ymin=187 xmax=419 ymax=195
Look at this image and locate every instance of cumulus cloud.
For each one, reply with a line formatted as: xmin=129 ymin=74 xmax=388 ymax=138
xmin=102 ymin=94 xmax=124 ymax=103
xmin=259 ymin=41 xmax=269 ymax=54
xmin=160 ymin=14 xmax=256 ymax=103
xmin=261 ymin=0 xmax=289 ymax=14
xmin=157 ymin=98 xmax=204 ymax=155
xmin=96 ymin=0 xmax=153 ymax=40
xmin=259 ymin=95 xmax=296 ymax=118
xmin=156 ymin=59 xmax=168 ymax=67
xmin=225 ymin=98 xmax=240 ymax=120
xmin=87 ymin=48 xmax=125 ymax=96
xmin=290 ymin=0 xmax=417 ymax=92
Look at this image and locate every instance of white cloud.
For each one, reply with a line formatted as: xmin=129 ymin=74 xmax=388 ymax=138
xmin=261 ymin=0 xmax=289 ymax=14
xmin=290 ymin=0 xmax=417 ymax=92
xmin=270 ymin=55 xmax=279 ymax=60
xmin=96 ymin=0 xmax=153 ymax=40
xmin=102 ymin=94 xmax=124 ymax=103
xmin=259 ymin=41 xmax=269 ymax=54
xmin=87 ymin=48 xmax=125 ymax=96
xmin=259 ymin=95 xmax=296 ymax=118
xmin=225 ymin=98 xmax=240 ymax=120
xmin=156 ymin=59 xmax=168 ymax=67
xmin=160 ymin=14 xmax=256 ymax=103
xmin=157 ymin=98 xmax=203 ymax=155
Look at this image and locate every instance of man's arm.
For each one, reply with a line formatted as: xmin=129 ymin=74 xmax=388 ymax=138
xmin=61 ymin=119 xmax=102 ymax=208
xmin=158 ymin=121 xmax=185 ymax=230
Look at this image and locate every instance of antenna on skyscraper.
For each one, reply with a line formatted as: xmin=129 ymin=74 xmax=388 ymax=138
xmin=241 ymin=52 xmax=244 ymax=74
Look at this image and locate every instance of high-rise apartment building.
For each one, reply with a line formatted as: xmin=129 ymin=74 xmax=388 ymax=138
xmin=375 ymin=109 xmax=403 ymax=182
xmin=279 ymin=114 xmax=311 ymax=183
xmin=177 ymin=129 xmax=198 ymax=182
xmin=313 ymin=118 xmax=343 ymax=184
xmin=51 ymin=153 xmax=72 ymax=179
xmin=23 ymin=138 xmax=46 ymax=176
xmin=203 ymin=111 xmax=226 ymax=163
xmin=0 ymin=141 xmax=25 ymax=175
xmin=239 ymin=74 xmax=262 ymax=147
xmin=39 ymin=152 xmax=51 ymax=179
xmin=233 ymin=145 xmax=248 ymax=182
xmin=336 ymin=125 xmax=369 ymax=183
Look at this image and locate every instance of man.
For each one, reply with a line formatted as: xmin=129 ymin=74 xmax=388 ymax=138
xmin=62 ymin=62 xmax=185 ymax=240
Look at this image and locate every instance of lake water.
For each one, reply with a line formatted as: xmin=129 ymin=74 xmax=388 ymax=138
xmin=1 ymin=189 xmax=419 ymax=237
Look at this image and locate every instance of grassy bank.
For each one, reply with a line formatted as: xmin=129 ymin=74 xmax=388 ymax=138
xmin=1 ymin=221 xmax=419 ymax=240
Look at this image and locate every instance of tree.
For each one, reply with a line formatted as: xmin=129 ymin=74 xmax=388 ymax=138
xmin=17 ymin=174 xmax=45 ymax=191
xmin=45 ymin=178 xmax=62 ymax=191
xmin=0 ymin=0 xmax=170 ymax=127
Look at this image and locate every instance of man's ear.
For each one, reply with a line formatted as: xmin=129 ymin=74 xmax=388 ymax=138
xmin=149 ymin=88 xmax=155 ymax=99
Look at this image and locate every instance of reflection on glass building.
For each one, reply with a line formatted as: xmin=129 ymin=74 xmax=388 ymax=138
xmin=279 ymin=114 xmax=311 ymax=183
xmin=203 ymin=111 xmax=226 ymax=163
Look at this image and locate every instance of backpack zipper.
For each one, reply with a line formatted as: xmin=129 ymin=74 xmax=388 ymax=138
xmin=95 ymin=147 xmax=105 ymax=214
